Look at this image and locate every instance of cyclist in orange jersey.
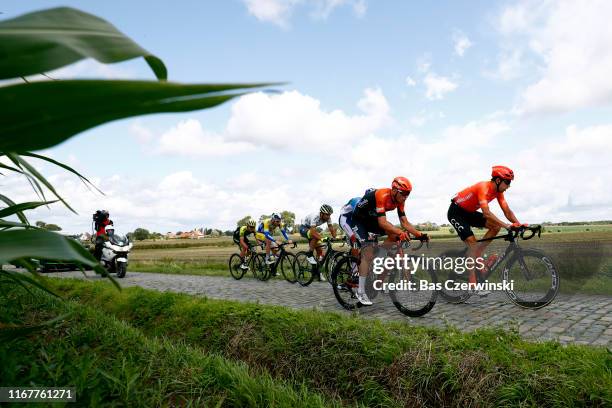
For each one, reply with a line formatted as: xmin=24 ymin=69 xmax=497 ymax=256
xmin=352 ymin=176 xmax=428 ymax=305
xmin=448 ymin=165 xmax=527 ymax=291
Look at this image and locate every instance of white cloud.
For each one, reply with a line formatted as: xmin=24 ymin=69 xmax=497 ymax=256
xmin=310 ymin=0 xmax=367 ymax=19
xmin=131 ymin=88 xmax=389 ymax=158
xmin=496 ymin=0 xmax=612 ymax=114
xmin=243 ymin=0 xmax=366 ymax=28
xmin=489 ymin=48 xmax=523 ymax=80
xmin=3 ymin=119 xmax=610 ymax=233
xmin=405 ymin=76 xmax=416 ymax=87
xmin=226 ymin=88 xmax=390 ymax=150
xmin=156 ymin=119 xmax=256 ymax=157
xmin=423 ymin=72 xmax=458 ymax=100
xmin=130 ymin=121 xmax=155 ymax=144
xmin=408 ymin=110 xmax=445 ymax=127
xmin=453 ymin=31 xmax=473 ymax=57
xmin=243 ymin=0 xmax=299 ymax=28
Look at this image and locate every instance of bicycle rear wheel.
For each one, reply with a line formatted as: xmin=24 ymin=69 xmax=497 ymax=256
xmin=228 ymin=253 xmax=246 ymax=280
xmin=502 ymin=249 xmax=559 ymax=309
xmin=280 ymin=252 xmax=297 ymax=283
xmin=331 ymin=256 xmax=360 ymax=310
xmin=294 ymin=251 xmax=315 ymax=286
xmin=388 ymin=265 xmax=437 ymax=317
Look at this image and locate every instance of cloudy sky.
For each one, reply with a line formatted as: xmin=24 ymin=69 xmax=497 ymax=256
xmin=2 ymin=0 xmax=612 ymax=234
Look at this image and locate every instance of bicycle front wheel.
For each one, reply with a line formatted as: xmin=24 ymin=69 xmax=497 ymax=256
xmin=502 ymin=249 xmax=560 ymax=309
xmin=331 ymin=255 xmax=360 ymax=310
xmin=388 ymin=265 xmax=438 ymax=317
xmin=228 ymin=253 xmax=246 ymax=280
xmin=325 ymin=251 xmax=346 ymax=284
xmin=253 ymin=254 xmax=270 ymax=281
xmin=294 ymin=251 xmax=315 ymax=286
xmin=280 ymin=252 xmax=297 ymax=283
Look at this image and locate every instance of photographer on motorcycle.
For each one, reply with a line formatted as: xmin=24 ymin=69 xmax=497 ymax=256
xmin=93 ymin=210 xmax=113 ymax=261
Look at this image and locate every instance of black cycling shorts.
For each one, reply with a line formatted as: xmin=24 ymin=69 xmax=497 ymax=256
xmin=447 ymin=201 xmax=486 ymax=241
xmin=352 ymin=216 xmax=385 ymax=243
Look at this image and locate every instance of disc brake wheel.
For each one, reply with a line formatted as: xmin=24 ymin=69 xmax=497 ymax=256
xmin=294 ymin=251 xmax=315 ymax=286
xmin=229 ymin=253 xmax=246 ymax=280
xmin=331 ymin=256 xmax=360 ymax=310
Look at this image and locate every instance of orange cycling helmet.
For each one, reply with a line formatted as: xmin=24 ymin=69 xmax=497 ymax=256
xmin=391 ymin=176 xmax=412 ymax=192
xmin=491 ymin=165 xmax=514 ymax=180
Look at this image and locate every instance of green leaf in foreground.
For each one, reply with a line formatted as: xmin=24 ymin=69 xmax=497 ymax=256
xmin=0 ymin=229 xmax=114 ymax=285
xmin=4 ymin=153 xmax=76 ymax=213
xmin=0 ymin=200 xmax=57 ymax=218
xmin=0 ymin=80 xmax=276 ymax=151
xmin=0 ymin=193 xmax=30 ymax=225
xmin=20 ymin=152 xmax=103 ymax=194
xmin=0 ymin=7 xmax=166 ymax=80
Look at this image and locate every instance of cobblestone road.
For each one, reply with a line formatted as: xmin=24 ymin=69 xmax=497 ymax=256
xmin=47 ymin=271 xmax=611 ymax=346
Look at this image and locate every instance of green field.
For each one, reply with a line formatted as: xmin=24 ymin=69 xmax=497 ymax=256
xmin=2 ymin=280 xmax=610 ymax=407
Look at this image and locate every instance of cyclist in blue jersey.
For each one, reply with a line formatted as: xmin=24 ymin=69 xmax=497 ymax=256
xmin=256 ymin=212 xmax=292 ymax=265
xmin=338 ymin=188 xmax=375 ymax=247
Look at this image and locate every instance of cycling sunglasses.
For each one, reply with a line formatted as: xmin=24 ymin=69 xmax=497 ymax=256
xmin=397 ymin=190 xmax=411 ymax=197
xmin=502 ymin=179 xmax=512 ymax=185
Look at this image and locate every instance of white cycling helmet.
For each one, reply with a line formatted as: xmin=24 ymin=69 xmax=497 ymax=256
xmin=320 ymin=204 xmax=333 ymax=214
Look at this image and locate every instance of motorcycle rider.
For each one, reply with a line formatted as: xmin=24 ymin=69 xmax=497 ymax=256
xmin=93 ymin=210 xmax=113 ymax=261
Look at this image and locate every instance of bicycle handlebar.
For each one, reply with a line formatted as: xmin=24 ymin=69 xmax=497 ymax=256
xmin=315 ymin=237 xmax=345 ymax=249
xmin=396 ymin=235 xmax=429 ymax=251
xmin=275 ymin=241 xmax=297 ymax=250
xmin=517 ymin=225 xmax=541 ymax=240
xmin=479 ymin=224 xmax=542 ymax=242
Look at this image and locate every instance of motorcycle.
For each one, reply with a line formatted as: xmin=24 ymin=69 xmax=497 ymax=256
xmin=100 ymin=229 xmax=133 ymax=278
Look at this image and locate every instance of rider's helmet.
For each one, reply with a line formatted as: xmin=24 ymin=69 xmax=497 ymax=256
xmin=391 ymin=176 xmax=412 ymax=193
xmin=320 ymin=204 xmax=333 ymax=215
xmin=491 ymin=165 xmax=514 ymax=180
xmin=246 ymin=219 xmax=256 ymax=228
xmin=271 ymin=213 xmax=281 ymax=221
xmin=105 ymin=225 xmax=115 ymax=236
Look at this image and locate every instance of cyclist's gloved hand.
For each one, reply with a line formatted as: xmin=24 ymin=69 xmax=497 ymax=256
xmin=509 ymin=222 xmax=527 ymax=230
xmin=398 ymin=231 xmax=411 ymax=242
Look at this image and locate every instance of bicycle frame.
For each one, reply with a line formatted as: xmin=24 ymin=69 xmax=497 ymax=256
xmin=269 ymin=242 xmax=296 ymax=271
xmin=313 ymin=239 xmax=345 ymax=268
xmin=475 ymin=225 xmax=542 ymax=282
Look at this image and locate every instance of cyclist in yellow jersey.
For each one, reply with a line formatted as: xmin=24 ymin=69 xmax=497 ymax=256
xmin=232 ymin=219 xmax=257 ymax=270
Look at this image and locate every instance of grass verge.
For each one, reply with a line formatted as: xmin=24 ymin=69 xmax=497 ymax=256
xmin=43 ymin=278 xmax=612 ymax=407
xmin=0 ymin=285 xmax=334 ymax=407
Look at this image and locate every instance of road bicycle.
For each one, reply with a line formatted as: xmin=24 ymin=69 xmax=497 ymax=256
xmin=436 ymin=225 xmax=559 ymax=309
xmin=331 ymin=235 xmax=437 ymax=317
xmin=294 ymin=238 xmax=347 ymax=286
xmin=228 ymin=243 xmax=262 ymax=280
xmin=253 ymin=241 xmax=298 ymax=282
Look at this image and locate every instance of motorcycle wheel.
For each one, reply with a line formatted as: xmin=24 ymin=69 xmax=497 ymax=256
xmin=116 ymin=262 xmax=127 ymax=278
